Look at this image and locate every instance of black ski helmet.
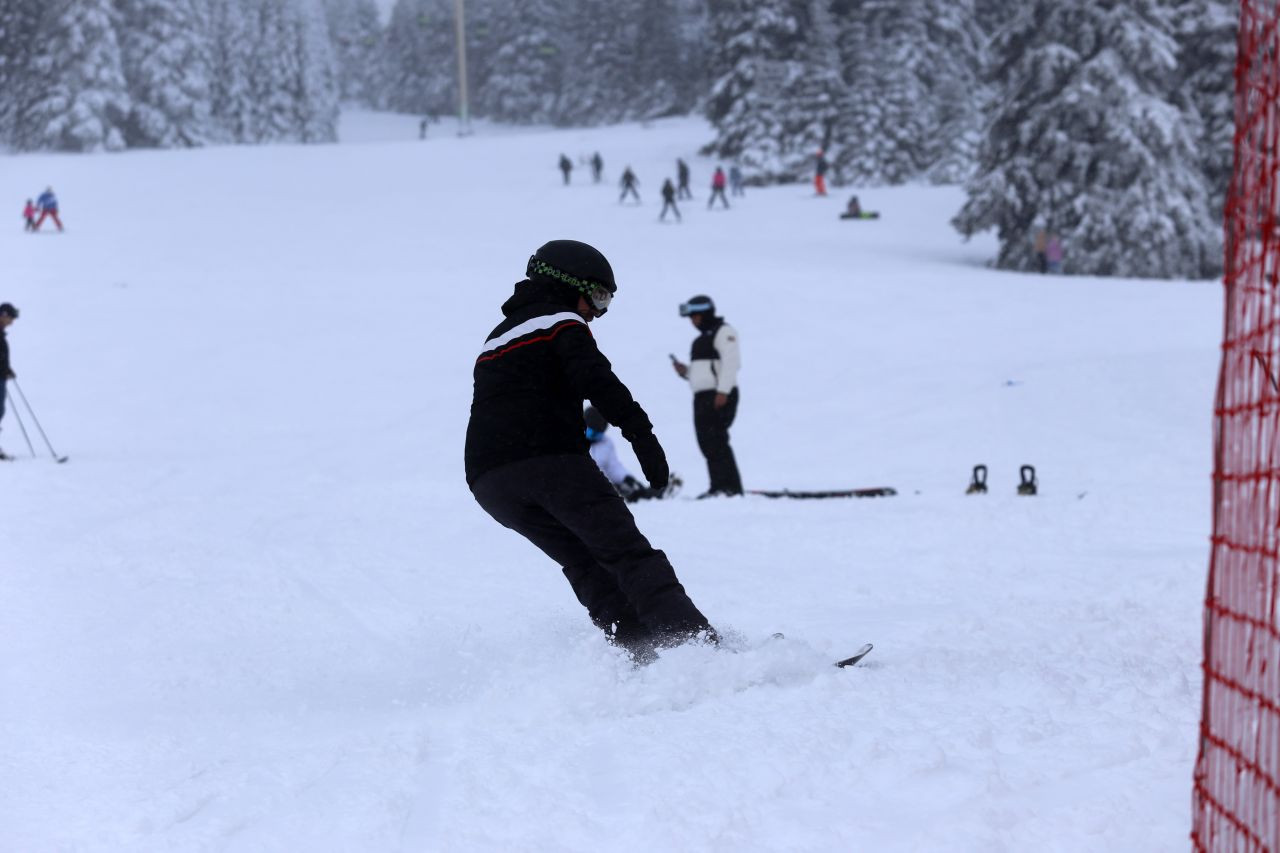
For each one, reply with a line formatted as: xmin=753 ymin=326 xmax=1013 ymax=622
xmin=527 ymin=240 xmax=616 ymax=314
xmin=583 ymin=405 xmax=608 ymax=434
xmin=678 ymin=294 xmax=715 ymax=318
xmin=0 ymin=303 xmax=17 ymax=319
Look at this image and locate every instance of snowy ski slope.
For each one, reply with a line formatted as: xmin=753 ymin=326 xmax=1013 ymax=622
xmin=1 ymin=113 xmax=1218 ymax=851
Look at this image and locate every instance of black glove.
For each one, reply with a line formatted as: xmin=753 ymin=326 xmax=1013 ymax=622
xmin=629 ymin=431 xmax=669 ymax=491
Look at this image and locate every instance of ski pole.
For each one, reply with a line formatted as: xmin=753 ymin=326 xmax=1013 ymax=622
xmin=10 ymin=379 xmax=67 ymax=463
xmin=6 ymin=383 xmax=36 ymax=457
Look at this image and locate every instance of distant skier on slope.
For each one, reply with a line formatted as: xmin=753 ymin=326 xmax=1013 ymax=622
xmin=0 ymin=303 xmax=18 ymax=459
xmin=676 ymin=158 xmax=692 ymax=200
xmin=708 ymin=166 xmax=729 ymax=209
xmin=591 ymin=152 xmax=604 ymax=183
xmin=22 ymin=199 xmax=36 ymax=231
xmin=659 ymin=178 xmax=681 ymax=222
xmin=584 ymin=405 xmax=678 ymax=501
xmin=465 ymin=240 xmax=716 ymax=661
xmin=619 ymin=167 xmax=641 ymax=203
xmin=34 ymin=187 xmax=62 ymax=232
xmin=729 ymin=165 xmax=744 ymax=197
xmin=814 ymin=150 xmax=828 ymax=196
xmin=559 ymin=154 xmax=573 ymax=185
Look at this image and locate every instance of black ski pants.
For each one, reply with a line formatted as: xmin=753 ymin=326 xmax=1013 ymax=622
xmin=694 ymin=388 xmax=742 ymax=495
xmin=708 ymin=187 xmax=729 ymax=209
xmin=619 ymin=184 xmax=640 ymax=203
xmin=471 ymin=454 xmax=710 ymax=646
xmin=660 ymin=199 xmax=681 ymax=221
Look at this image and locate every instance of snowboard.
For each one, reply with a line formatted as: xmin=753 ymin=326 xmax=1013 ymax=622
xmin=748 ymin=487 xmax=897 ymax=499
xmin=835 ymin=643 xmax=874 ymax=668
xmin=770 ymin=633 xmax=874 ymax=668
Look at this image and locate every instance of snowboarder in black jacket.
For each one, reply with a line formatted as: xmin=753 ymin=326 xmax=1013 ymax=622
xmin=465 ymin=240 xmax=715 ymax=661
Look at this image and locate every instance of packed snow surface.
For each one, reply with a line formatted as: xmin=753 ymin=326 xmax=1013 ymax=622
xmin=2 ymin=112 xmax=1217 ymax=851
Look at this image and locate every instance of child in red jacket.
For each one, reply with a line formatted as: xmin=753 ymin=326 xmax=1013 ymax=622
xmin=22 ymin=199 xmax=36 ymax=231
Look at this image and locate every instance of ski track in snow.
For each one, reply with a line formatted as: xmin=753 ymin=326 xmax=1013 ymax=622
xmin=1 ymin=112 xmax=1213 ymax=851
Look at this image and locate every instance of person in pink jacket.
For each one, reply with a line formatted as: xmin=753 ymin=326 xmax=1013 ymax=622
xmin=707 ymin=166 xmax=729 ymax=210
xmin=22 ymin=199 xmax=36 ymax=232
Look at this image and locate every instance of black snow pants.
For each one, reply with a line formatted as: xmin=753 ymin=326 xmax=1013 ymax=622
xmin=694 ymin=388 xmax=742 ymax=495
xmin=471 ymin=454 xmax=711 ymax=649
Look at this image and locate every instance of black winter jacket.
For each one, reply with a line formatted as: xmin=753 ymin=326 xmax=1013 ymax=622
xmin=465 ymin=280 xmax=654 ymax=484
xmin=0 ymin=330 xmax=9 ymax=378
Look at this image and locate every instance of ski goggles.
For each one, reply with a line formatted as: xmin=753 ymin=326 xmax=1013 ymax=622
xmin=585 ymin=283 xmax=613 ymax=316
xmin=679 ymin=299 xmax=713 ymax=317
xmin=585 ymin=427 xmax=604 ymax=441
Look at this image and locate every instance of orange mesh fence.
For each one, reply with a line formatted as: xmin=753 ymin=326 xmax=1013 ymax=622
xmin=1193 ymin=3 xmax=1280 ymax=851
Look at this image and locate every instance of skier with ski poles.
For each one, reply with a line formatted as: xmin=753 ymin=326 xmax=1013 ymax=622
xmin=0 ymin=303 xmax=17 ymax=459
xmin=465 ymin=240 xmax=716 ymax=663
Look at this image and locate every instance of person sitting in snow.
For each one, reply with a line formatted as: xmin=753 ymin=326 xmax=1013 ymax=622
xmin=839 ymin=195 xmax=880 ymax=220
xmin=585 ymin=405 xmax=680 ymax=501
xmin=22 ymin=199 xmax=36 ymax=232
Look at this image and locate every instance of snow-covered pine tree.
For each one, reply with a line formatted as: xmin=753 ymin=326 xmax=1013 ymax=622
xmin=284 ymin=1 xmax=340 ymax=142
xmin=470 ymin=0 xmax=566 ymax=124
xmin=973 ymin=0 xmax=1020 ymax=34
xmin=829 ymin=0 xmax=936 ymax=185
xmin=703 ymin=0 xmax=844 ymax=183
xmin=206 ymin=0 xmax=255 ymax=143
xmin=628 ymin=0 xmax=687 ymax=120
xmin=383 ymin=0 xmax=457 ymax=117
xmin=953 ymin=0 xmax=1218 ymax=279
xmin=240 ymin=0 xmax=296 ymax=142
xmin=917 ymin=0 xmax=987 ymax=183
xmin=19 ymin=0 xmax=130 ymax=152
xmin=1173 ymin=0 xmax=1237 ymax=227
xmin=559 ymin=0 xmax=641 ymax=125
xmin=322 ymin=0 xmax=384 ymax=107
xmin=0 ymin=1 xmax=44 ymax=147
xmin=114 ymin=0 xmax=213 ymax=148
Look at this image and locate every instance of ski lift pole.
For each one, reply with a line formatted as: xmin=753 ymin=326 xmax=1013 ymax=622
xmin=454 ymin=0 xmax=471 ymax=135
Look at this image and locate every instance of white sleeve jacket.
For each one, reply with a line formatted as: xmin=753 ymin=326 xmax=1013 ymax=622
xmin=685 ymin=320 xmax=741 ymax=394
xmin=588 ymin=434 xmax=633 ymax=485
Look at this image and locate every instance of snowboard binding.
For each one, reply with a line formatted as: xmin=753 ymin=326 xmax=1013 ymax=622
xmin=1017 ymin=465 xmax=1037 ymax=496
xmin=966 ymin=464 xmax=988 ymax=494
